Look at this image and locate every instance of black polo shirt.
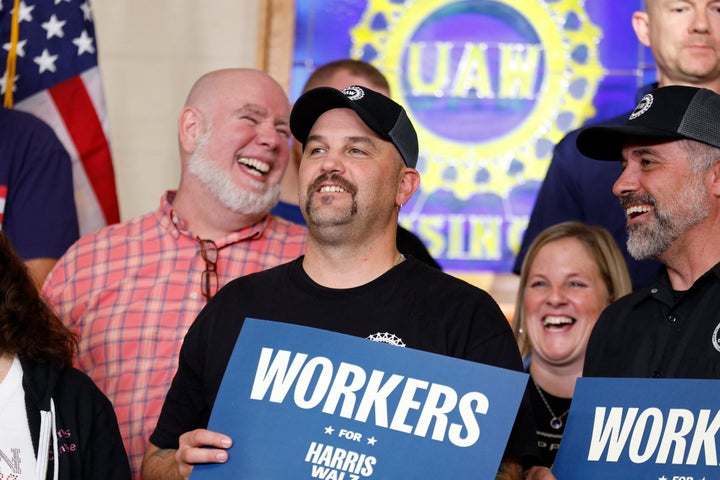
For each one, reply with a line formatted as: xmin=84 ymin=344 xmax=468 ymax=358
xmin=584 ymin=262 xmax=720 ymax=379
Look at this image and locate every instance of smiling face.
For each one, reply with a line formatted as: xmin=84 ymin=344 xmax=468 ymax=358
xmin=614 ymin=138 xmax=711 ymax=259
xmin=523 ymin=237 xmax=611 ymax=369
xmin=290 ymin=69 xmax=391 ymax=173
xmin=637 ymin=0 xmax=720 ymax=87
xmin=184 ymin=70 xmax=291 ymax=215
xmin=298 ymin=108 xmax=406 ymax=241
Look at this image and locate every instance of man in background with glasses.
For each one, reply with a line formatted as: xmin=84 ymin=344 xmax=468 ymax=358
xmin=41 ymin=68 xmax=307 ymax=479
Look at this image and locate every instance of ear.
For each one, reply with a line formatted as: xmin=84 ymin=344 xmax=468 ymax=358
xmin=708 ymin=160 xmax=720 ymax=198
xmin=178 ymin=107 xmax=203 ymax=153
xmin=396 ymin=168 xmax=421 ymax=208
xmin=631 ymin=11 xmax=651 ymax=47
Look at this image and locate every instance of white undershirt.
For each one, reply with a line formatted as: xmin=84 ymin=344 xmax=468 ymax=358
xmin=0 ymin=356 xmax=38 ymax=480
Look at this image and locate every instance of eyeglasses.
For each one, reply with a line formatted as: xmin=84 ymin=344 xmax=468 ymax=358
xmin=197 ymin=237 xmax=218 ymax=300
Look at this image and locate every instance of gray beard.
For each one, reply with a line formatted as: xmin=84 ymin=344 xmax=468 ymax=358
xmin=626 ymin=214 xmax=677 ymax=260
xmin=626 ymin=175 xmax=710 ymax=260
xmin=187 ymin=133 xmax=280 ymax=216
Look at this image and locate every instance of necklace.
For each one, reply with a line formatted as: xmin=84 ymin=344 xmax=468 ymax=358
xmin=533 ymin=380 xmax=570 ymax=430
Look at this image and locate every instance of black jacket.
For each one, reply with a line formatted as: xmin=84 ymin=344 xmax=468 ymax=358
xmin=21 ymin=358 xmax=131 ymax=480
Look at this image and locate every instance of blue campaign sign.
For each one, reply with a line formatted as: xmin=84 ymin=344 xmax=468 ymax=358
xmin=553 ymin=377 xmax=720 ymax=480
xmin=191 ymin=319 xmax=529 ymax=479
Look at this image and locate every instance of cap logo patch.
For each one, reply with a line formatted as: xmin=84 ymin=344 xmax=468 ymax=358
xmin=629 ymin=93 xmax=653 ymax=120
xmin=342 ymin=85 xmax=365 ymax=101
xmin=713 ymin=321 xmax=720 ymax=353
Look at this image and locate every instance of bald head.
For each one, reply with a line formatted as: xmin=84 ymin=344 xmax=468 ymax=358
xmin=184 ymin=68 xmax=289 ymax=113
xmin=303 ymin=60 xmax=390 ymax=96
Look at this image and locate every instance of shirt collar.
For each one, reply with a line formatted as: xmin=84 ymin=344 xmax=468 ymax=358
xmin=158 ymin=190 xmax=268 ymax=247
xmin=643 ymin=261 xmax=720 ymax=307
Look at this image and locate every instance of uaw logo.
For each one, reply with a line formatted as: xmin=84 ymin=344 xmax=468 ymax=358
xmin=343 ymin=85 xmax=366 ymax=101
xmin=351 ymin=0 xmax=602 ymax=199
xmin=629 ymin=93 xmax=653 ymax=120
xmin=350 ymin=0 xmax=603 ymax=270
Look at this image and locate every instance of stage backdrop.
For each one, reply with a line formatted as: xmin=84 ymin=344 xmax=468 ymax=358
xmin=291 ymin=0 xmax=655 ymax=275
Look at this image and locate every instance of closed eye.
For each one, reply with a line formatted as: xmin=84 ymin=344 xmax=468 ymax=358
xmin=241 ymin=115 xmax=259 ymax=126
xmin=276 ymin=126 xmax=290 ymax=139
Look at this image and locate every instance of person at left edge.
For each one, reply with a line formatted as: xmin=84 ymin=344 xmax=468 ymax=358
xmin=142 ymin=85 xmax=539 ymax=480
xmin=0 ymin=232 xmax=130 ymax=480
xmin=41 ymin=68 xmax=307 ymax=479
xmin=0 ymin=107 xmax=79 ymax=289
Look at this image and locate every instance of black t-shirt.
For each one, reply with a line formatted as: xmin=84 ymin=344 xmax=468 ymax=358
xmin=585 ymin=263 xmax=720 ymax=378
xmin=150 ymin=256 xmax=538 ymax=462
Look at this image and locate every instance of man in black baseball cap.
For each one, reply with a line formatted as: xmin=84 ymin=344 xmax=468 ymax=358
xmin=286 ymin=84 xmax=540 ymax=475
xmin=272 ymin=61 xmax=441 ymax=271
xmin=139 ymin=84 xmax=542 ymax=478
xmin=289 ymin=85 xmax=421 ymax=235
xmin=574 ymin=85 xmax=720 ymax=386
xmin=576 ymin=85 xmax=720 ymax=264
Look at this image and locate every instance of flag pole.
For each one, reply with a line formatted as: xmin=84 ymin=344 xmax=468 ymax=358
xmin=2 ymin=0 xmax=20 ymax=108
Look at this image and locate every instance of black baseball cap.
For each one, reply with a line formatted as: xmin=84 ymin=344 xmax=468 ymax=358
xmin=290 ymin=85 xmax=419 ymax=168
xmin=577 ymin=85 xmax=720 ymax=160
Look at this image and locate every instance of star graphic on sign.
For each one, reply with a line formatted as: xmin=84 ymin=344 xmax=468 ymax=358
xmin=42 ymin=14 xmax=67 ymax=39
xmin=80 ymin=1 xmax=92 ymax=21
xmin=16 ymin=0 xmax=34 ymax=22
xmin=72 ymin=30 xmax=95 ymax=55
xmin=366 ymin=436 xmax=377 ymax=446
xmin=658 ymin=476 xmax=667 ymax=480
xmin=34 ymin=49 xmax=58 ymax=74
xmin=324 ymin=426 xmax=334 ymax=435
xmin=3 ymin=39 xmax=27 ymax=57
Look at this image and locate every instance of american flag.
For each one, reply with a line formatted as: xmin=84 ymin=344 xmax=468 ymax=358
xmin=1 ymin=0 xmax=120 ymax=235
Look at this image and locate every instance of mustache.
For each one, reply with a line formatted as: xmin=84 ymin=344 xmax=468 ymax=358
xmin=620 ymin=193 xmax=655 ymax=208
xmin=307 ymin=173 xmax=358 ymax=197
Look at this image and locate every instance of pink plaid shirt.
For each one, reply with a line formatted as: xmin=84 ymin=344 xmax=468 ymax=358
xmin=42 ymin=192 xmax=306 ymax=478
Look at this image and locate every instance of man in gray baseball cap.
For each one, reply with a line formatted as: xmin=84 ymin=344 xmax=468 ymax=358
xmin=577 ymin=85 xmax=720 ymax=382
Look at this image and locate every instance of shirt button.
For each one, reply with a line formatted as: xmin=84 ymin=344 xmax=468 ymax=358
xmin=650 ymin=288 xmax=658 ymax=294
xmin=190 ymin=291 xmax=198 ymax=300
xmin=667 ymin=314 xmax=678 ymax=323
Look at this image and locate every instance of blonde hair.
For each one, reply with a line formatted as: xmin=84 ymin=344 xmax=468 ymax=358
xmin=512 ymin=221 xmax=632 ymax=358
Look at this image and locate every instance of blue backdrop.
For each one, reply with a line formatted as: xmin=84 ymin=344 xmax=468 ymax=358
xmin=291 ymin=0 xmax=655 ymax=275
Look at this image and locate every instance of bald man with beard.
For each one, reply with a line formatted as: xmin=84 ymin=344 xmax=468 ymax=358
xmin=41 ymin=68 xmax=307 ymax=479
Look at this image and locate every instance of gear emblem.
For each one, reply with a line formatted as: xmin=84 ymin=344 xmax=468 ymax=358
xmin=350 ymin=0 xmax=604 ymax=200
xmin=367 ymin=332 xmax=406 ymax=347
